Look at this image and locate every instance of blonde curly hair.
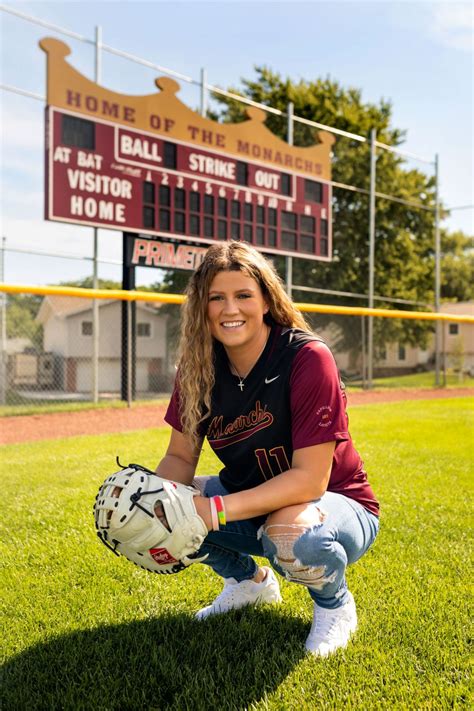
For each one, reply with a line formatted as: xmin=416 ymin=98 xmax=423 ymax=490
xmin=176 ymin=241 xmax=311 ymax=447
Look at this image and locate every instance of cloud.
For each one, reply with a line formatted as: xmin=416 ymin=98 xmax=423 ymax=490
xmin=1 ymin=186 xmax=44 ymax=217
xmin=431 ymin=2 xmax=474 ymax=52
xmin=3 ymin=216 xmax=92 ymax=254
xmin=2 ymin=215 xmax=123 ymax=261
xmin=1 ymin=216 xmax=125 ymax=286
xmin=1 ymin=99 xmax=45 ymax=182
xmin=1 ymin=102 xmax=44 ymax=152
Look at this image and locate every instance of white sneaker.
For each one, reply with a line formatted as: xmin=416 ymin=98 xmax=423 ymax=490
xmin=305 ymin=591 xmax=358 ymax=656
xmin=195 ymin=567 xmax=282 ymax=620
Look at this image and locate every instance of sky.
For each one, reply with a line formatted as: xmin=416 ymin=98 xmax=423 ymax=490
xmin=1 ymin=0 xmax=473 ymax=287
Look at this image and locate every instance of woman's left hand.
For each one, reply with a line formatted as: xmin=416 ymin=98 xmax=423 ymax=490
xmin=194 ymin=495 xmax=213 ymax=531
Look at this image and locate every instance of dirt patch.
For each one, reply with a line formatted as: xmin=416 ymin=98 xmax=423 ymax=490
xmin=1 ymin=388 xmax=471 ymax=446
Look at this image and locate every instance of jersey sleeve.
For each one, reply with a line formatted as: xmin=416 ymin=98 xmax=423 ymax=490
xmin=164 ymin=379 xmax=183 ymax=432
xmin=290 ymin=341 xmax=349 ymax=450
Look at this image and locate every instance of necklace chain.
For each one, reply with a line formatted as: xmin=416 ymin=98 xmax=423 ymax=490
xmin=228 ymin=329 xmax=270 ymax=391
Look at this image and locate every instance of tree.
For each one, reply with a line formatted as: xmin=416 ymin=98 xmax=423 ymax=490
xmin=59 ymin=277 xmax=122 ymax=290
xmin=440 ymin=229 xmax=474 ymax=302
xmin=6 ymin=293 xmax=43 ymax=350
xmin=212 ymin=68 xmax=440 ymax=364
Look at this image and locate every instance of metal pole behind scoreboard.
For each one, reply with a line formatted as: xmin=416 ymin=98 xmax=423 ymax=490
xmin=92 ymin=24 xmax=102 ymax=404
xmin=434 ymin=153 xmax=441 ymax=386
xmin=286 ymin=101 xmax=294 ymax=297
xmin=367 ymin=128 xmax=377 ymax=389
xmin=200 ymin=68 xmax=207 ymax=118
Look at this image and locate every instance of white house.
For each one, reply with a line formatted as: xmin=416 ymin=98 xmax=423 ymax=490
xmin=36 ymin=295 xmax=171 ymax=393
xmin=439 ymin=301 xmax=474 ymax=372
xmin=315 ymin=301 xmax=473 ymax=377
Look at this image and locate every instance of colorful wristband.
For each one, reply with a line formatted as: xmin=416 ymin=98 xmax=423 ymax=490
xmin=209 ymin=497 xmax=219 ymax=531
xmin=212 ymin=495 xmax=226 ymax=527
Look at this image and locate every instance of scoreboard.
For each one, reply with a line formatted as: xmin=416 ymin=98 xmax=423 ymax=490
xmin=46 ymin=107 xmax=332 ymax=261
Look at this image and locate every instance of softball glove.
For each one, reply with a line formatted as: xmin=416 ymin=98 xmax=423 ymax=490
xmin=94 ymin=462 xmax=208 ymax=574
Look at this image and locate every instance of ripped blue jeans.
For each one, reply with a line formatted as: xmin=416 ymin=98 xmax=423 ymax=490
xmin=194 ymin=476 xmax=379 ymax=610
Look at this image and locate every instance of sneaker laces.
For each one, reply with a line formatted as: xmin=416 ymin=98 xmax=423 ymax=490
xmin=205 ymin=577 xmax=248 ymax=606
xmin=213 ymin=574 xmax=270 ymax=606
xmin=317 ymin=612 xmax=346 ymax=644
xmin=309 ymin=605 xmax=352 ymax=643
xmin=214 ymin=578 xmax=241 ymax=606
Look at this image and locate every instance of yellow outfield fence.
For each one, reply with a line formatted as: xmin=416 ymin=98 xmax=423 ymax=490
xmin=0 ymin=282 xmax=473 ymax=410
xmin=2 ymin=283 xmax=473 ymax=323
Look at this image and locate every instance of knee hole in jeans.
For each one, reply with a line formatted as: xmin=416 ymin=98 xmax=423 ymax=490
xmin=260 ymin=522 xmax=337 ymax=591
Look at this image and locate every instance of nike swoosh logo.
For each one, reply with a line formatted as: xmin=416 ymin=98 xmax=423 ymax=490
xmin=265 ymin=375 xmax=280 ymax=384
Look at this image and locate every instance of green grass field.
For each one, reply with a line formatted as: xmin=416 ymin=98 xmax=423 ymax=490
xmin=2 ymin=371 xmax=473 ymax=417
xmin=1 ymin=398 xmax=472 ymax=710
xmin=363 ymin=371 xmax=474 ymax=390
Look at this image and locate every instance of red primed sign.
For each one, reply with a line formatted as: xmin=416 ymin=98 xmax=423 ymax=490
xmin=128 ymin=237 xmax=207 ymax=271
xmin=46 ymin=107 xmax=332 ymax=261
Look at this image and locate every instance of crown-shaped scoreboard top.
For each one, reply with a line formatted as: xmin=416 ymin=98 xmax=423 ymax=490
xmin=40 ymin=38 xmax=334 ymax=181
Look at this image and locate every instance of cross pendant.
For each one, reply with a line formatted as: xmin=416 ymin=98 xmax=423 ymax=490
xmin=238 ymin=380 xmax=244 ymax=391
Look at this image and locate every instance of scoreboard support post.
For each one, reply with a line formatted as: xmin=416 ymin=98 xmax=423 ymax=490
xmin=121 ymin=232 xmax=136 ymax=403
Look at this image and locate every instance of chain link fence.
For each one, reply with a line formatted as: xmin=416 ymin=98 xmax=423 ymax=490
xmin=1 ymin=291 xmax=177 ymax=409
xmin=2 ymin=285 xmax=472 ymax=413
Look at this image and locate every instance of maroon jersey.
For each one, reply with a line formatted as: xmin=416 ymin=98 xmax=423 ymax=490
xmin=165 ymin=325 xmax=379 ymax=516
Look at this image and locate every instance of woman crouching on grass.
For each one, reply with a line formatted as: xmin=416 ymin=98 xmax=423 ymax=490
xmin=155 ymin=241 xmax=379 ymax=656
